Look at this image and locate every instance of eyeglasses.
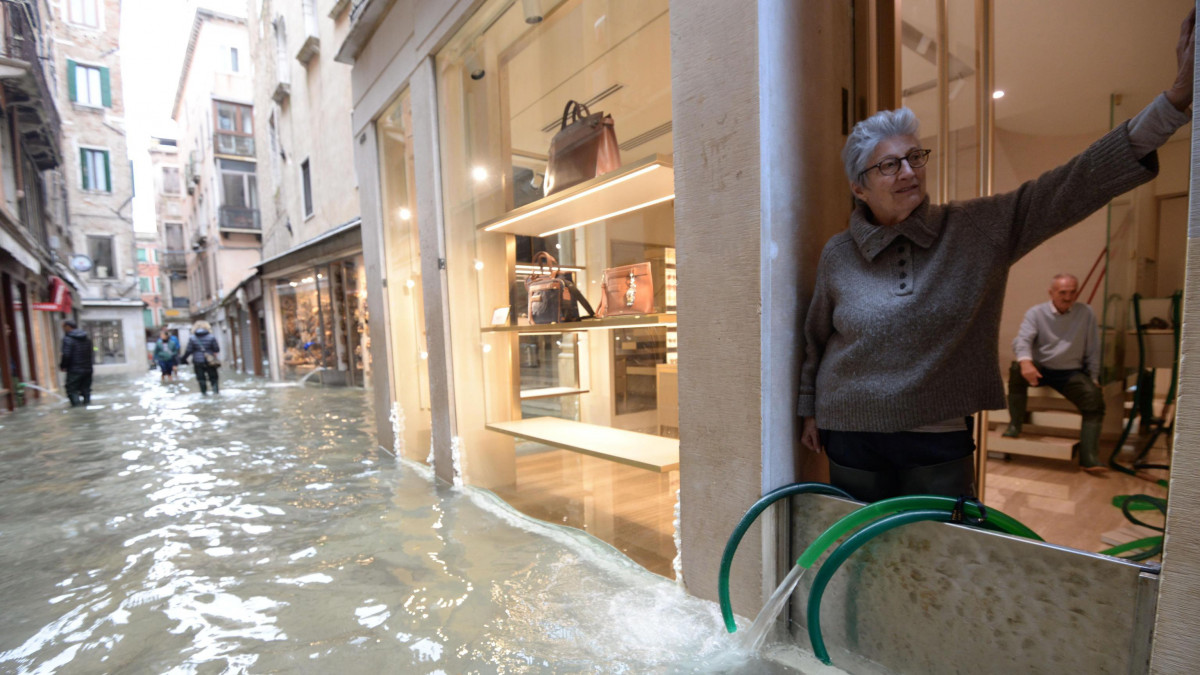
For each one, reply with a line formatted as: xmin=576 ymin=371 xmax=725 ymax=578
xmin=858 ymin=148 xmax=932 ymax=179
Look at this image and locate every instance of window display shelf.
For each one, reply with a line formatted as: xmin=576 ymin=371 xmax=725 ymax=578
xmin=519 ymin=386 xmax=589 ymax=400
xmin=476 ymin=154 xmax=674 ymax=238
xmin=482 ymin=312 xmax=676 ymax=334
xmin=486 ymin=417 xmax=679 ymax=473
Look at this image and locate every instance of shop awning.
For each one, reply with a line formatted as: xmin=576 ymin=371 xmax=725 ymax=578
xmin=31 ymin=276 xmax=72 ymax=313
xmin=254 ymin=217 xmax=362 ymax=277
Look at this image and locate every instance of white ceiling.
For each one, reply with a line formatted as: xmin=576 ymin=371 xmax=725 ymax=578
xmin=902 ymin=0 xmax=1193 ymax=137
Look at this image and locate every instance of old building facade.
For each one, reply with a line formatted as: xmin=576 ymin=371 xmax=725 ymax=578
xmin=0 ymin=0 xmax=73 ymax=409
xmin=51 ymin=0 xmax=144 ymax=376
xmin=147 ymin=135 xmax=189 ymax=332
xmin=244 ymin=0 xmax=365 ymax=387
xmin=171 ymin=8 xmax=260 ymax=358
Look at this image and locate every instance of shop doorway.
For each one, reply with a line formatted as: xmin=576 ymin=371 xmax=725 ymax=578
xmin=274 ymin=255 xmax=369 ymax=387
xmin=892 ymin=0 xmax=1189 ymax=552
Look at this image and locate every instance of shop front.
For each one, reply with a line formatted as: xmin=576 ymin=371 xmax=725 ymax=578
xmin=257 ymin=221 xmax=371 ymax=388
xmin=347 ymin=0 xmax=679 ymax=577
xmin=435 ymin=0 xmax=679 ymax=576
xmin=342 ymin=1 xmax=1200 ymax=668
xmin=218 ymin=275 xmax=268 ymax=376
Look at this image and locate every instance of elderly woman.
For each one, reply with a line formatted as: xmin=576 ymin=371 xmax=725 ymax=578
xmin=799 ymin=12 xmax=1195 ymax=502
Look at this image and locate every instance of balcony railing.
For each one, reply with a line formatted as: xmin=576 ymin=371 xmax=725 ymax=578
xmin=1 ymin=4 xmax=62 ymax=170
xmin=219 ymin=206 xmax=261 ymax=231
xmin=214 ymin=133 xmax=254 ymax=157
xmin=163 ymin=251 xmax=188 ymax=270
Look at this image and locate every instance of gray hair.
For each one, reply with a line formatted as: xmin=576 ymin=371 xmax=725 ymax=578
xmin=842 ymin=107 xmax=921 ymax=188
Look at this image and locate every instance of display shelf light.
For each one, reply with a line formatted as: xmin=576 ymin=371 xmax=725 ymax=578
xmin=538 ymin=194 xmax=675 ymax=237
xmin=477 ymin=155 xmax=674 ymax=238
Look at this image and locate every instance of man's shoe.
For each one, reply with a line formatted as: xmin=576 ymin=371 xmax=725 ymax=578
xmin=1002 ymin=425 xmax=1021 ymax=438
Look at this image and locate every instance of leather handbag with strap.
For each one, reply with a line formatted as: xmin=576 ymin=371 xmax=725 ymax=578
xmin=598 ymin=262 xmax=655 ymax=317
xmin=543 ymin=100 xmax=621 ymax=196
xmin=526 ymin=252 xmax=595 ymax=324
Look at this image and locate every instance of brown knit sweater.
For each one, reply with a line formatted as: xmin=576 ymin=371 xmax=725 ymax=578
xmin=798 ymin=121 xmax=1158 ymax=432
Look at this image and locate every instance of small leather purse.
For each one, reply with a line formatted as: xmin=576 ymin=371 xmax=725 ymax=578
xmin=598 ymin=262 xmax=655 ymax=317
xmin=526 ymin=252 xmax=595 ymax=324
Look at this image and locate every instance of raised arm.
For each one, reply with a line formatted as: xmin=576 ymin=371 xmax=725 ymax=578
xmin=966 ymin=12 xmax=1194 ymax=263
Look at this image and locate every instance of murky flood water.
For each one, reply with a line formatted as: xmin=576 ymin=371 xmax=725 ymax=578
xmin=0 ymin=374 xmax=835 ymax=674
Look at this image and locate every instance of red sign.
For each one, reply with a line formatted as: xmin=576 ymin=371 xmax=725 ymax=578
xmin=31 ymin=276 xmax=72 ymax=314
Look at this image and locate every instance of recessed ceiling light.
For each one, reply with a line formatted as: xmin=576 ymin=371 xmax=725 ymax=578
xmin=992 ymin=90 xmax=1005 ymax=99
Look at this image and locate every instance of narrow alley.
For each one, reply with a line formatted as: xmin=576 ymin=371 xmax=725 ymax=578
xmin=0 ymin=373 xmax=815 ymax=674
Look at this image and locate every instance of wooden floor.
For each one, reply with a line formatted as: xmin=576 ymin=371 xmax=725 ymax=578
xmin=492 ymin=432 xmax=1170 ymax=580
xmin=983 ymin=433 xmax=1168 ymax=556
xmin=493 ymin=444 xmax=680 ymax=578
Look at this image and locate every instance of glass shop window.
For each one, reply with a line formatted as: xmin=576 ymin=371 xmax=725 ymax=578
xmin=435 ymin=0 xmax=679 ymax=577
xmin=85 ymin=320 xmax=124 ymax=364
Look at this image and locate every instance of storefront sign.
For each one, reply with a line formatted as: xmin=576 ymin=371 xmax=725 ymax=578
xmin=31 ymin=276 xmax=72 ymax=314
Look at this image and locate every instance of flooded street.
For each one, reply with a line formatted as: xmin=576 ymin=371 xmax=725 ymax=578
xmin=0 ymin=374 xmax=826 ymax=674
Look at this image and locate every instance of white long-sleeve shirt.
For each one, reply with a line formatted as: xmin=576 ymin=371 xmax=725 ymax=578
xmin=1013 ymin=301 xmax=1100 ymax=381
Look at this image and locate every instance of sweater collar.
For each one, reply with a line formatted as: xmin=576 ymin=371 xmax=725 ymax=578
xmin=850 ymin=197 xmax=940 ymax=261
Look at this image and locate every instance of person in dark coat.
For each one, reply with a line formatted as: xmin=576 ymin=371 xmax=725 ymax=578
xmin=181 ymin=320 xmax=221 ymax=394
xmin=60 ymin=320 xmax=94 ymax=407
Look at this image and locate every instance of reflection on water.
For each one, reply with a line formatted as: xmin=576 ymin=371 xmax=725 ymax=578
xmin=0 ymin=374 xmax=833 ymax=674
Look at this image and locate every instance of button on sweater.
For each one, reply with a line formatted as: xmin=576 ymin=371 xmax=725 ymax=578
xmin=798 ymin=120 xmax=1158 ymax=433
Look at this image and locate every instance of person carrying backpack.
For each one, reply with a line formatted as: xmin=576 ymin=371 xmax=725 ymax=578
xmin=153 ymin=329 xmax=179 ymax=382
xmin=181 ymin=320 xmax=221 ymax=395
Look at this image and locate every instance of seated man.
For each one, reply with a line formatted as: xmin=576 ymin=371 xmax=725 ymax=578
xmin=1004 ymin=274 xmax=1107 ymax=474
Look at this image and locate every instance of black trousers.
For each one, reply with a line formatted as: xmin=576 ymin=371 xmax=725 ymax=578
xmin=64 ymin=371 xmax=93 ymax=406
xmin=821 ymin=426 xmax=977 ymax=502
xmin=193 ymin=363 xmax=219 ymax=393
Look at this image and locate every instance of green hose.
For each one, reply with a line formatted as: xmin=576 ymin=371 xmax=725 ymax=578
xmin=718 ymin=482 xmax=855 ymax=632
xmin=796 ymin=494 xmax=1042 ymax=569
xmin=806 ymin=509 xmax=953 ymax=665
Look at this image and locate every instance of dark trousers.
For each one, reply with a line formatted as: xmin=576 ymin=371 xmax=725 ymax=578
xmin=1006 ymin=361 xmax=1105 ymax=466
xmin=64 ymin=371 xmax=93 ymax=407
xmin=194 ymin=363 xmax=219 ymax=394
xmin=1007 ymin=362 xmax=1104 ymax=421
xmin=821 ymin=426 xmax=977 ymax=502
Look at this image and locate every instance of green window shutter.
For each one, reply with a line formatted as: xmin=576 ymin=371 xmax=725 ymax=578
xmin=100 ymin=67 xmax=111 ymax=107
xmin=102 ymin=150 xmax=111 ymax=192
xmin=80 ymin=148 xmax=89 ymax=189
xmin=67 ymin=60 xmax=77 ymax=102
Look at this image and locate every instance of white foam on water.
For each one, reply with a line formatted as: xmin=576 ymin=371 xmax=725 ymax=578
xmin=673 ymin=487 xmax=685 ymax=587
xmin=389 ymin=402 xmax=406 ymax=457
xmin=450 ymin=436 xmax=464 ymax=487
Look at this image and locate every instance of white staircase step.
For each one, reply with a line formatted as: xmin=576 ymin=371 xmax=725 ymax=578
xmin=1031 ymin=411 xmax=1081 ymax=427
xmin=987 ymin=432 xmax=1075 ymax=461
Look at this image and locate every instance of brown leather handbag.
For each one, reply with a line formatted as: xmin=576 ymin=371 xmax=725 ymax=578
xmin=526 ymin=252 xmax=595 ymax=324
xmin=598 ymin=262 xmax=655 ymax=317
xmin=543 ymin=100 xmax=621 ymax=196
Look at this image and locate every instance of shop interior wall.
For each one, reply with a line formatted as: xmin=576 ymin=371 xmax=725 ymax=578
xmin=437 ymin=29 xmax=516 ymax=489
xmin=378 ymin=94 xmax=434 ymax=463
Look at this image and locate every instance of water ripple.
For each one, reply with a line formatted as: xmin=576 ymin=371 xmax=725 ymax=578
xmin=0 ymin=373 xmax=827 ymax=674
